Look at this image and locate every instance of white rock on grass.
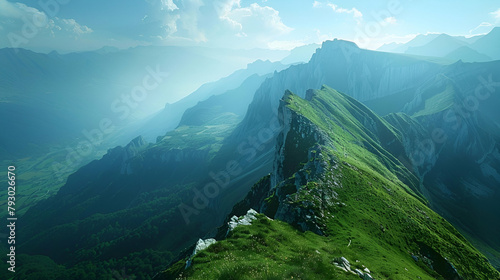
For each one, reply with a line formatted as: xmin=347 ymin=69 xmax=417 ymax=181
xmin=187 ymin=209 xmax=260 ymax=269
xmin=193 ymin=238 xmax=216 ymax=256
xmin=354 ymin=268 xmax=364 ymax=276
xmin=333 ymin=256 xmax=374 ymax=280
xmin=228 ymin=208 xmax=258 ymax=232
xmin=185 ymin=238 xmax=216 ymax=269
xmin=340 ymin=257 xmax=350 ymax=271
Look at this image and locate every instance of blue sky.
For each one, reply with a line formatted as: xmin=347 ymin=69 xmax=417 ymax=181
xmin=1 ymin=0 xmax=499 ymax=52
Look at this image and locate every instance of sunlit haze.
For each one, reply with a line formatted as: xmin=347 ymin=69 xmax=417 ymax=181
xmin=1 ymin=0 xmax=499 ymax=52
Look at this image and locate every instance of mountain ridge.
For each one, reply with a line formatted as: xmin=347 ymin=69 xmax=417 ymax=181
xmin=160 ymin=86 xmax=499 ymax=279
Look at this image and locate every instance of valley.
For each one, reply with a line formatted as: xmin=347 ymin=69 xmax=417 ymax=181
xmin=1 ymin=15 xmax=499 ymax=280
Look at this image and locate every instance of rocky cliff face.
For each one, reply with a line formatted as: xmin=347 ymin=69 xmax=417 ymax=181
xmin=267 ymin=91 xmax=338 ymax=235
xmin=308 ymin=40 xmax=439 ymax=102
xmin=228 ymin=40 xmax=441 ymax=180
xmin=239 ymin=39 xmax=439 ymax=130
xmin=221 ymin=87 xmax=419 ymax=237
xmin=217 ymin=90 xmax=340 ymax=237
xmin=271 ymin=90 xmax=330 ymax=188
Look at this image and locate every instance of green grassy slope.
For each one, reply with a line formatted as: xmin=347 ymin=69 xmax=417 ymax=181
xmin=161 ymin=86 xmax=499 ymax=279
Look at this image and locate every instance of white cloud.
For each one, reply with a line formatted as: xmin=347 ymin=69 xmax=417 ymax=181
xmin=214 ymin=1 xmax=292 ymax=36
xmin=161 ymin=0 xmax=178 ymax=11
xmin=143 ymin=0 xmax=206 ymax=43
xmin=225 ymin=3 xmax=293 ymax=35
xmin=213 ymin=2 xmax=293 ymax=49
xmin=216 ymin=0 xmax=244 ymax=30
xmin=57 ymin=18 xmax=93 ymax=35
xmin=491 ymin=8 xmax=500 ymax=18
xmin=164 ymin=14 xmax=181 ymax=34
xmin=384 ymin=17 xmax=397 ymax=25
xmin=144 ymin=0 xmax=293 ymax=49
xmin=0 ymin=0 xmax=93 ymax=50
xmin=0 ymin=0 xmax=29 ymax=18
xmin=313 ymin=2 xmax=362 ymax=22
xmin=1 ymin=0 xmax=292 ymax=51
xmin=326 ymin=3 xmax=363 ymax=22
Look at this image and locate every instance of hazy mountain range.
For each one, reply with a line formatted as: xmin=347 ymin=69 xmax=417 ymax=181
xmin=1 ymin=31 xmax=499 ymax=279
xmin=0 ymin=46 xmax=298 ymax=215
xmin=378 ymin=27 xmax=500 ymax=62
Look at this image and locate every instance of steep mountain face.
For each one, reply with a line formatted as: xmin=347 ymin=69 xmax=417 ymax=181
xmin=405 ymin=34 xmax=468 ymax=58
xmin=210 ymin=40 xmax=445 ymax=209
xmin=389 ymin=60 xmax=500 ymax=267
xmin=471 ymin=27 xmax=500 ymax=60
xmin=160 ymin=87 xmax=500 ymax=279
xmin=445 ymin=46 xmax=492 ymax=62
xmin=226 ymin=39 xmax=443 ymax=164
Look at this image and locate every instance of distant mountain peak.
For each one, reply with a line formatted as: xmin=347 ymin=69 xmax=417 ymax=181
xmin=377 ymin=42 xmax=404 ymax=52
xmin=322 ymin=39 xmax=359 ymax=50
xmin=470 ymin=26 xmax=500 ymax=60
xmin=309 ymin=39 xmax=361 ymax=62
xmin=48 ymin=50 xmax=60 ymax=56
xmin=487 ymin=26 xmax=500 ymax=36
xmin=435 ymin=33 xmax=453 ymax=39
xmin=126 ymin=135 xmax=148 ymax=150
xmin=280 ymin=43 xmax=320 ymax=64
xmin=246 ymin=59 xmax=274 ymax=69
xmin=95 ymin=46 xmax=120 ymax=54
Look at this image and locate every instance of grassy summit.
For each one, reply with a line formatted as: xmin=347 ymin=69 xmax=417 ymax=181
xmin=161 ymin=86 xmax=499 ymax=279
